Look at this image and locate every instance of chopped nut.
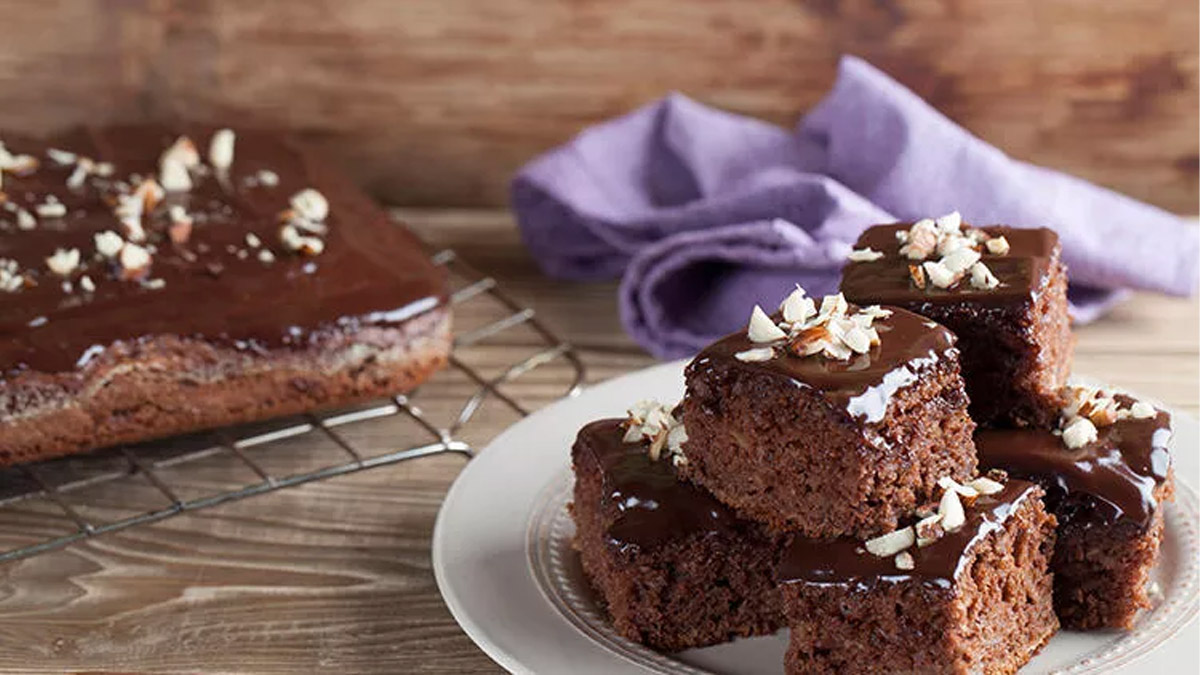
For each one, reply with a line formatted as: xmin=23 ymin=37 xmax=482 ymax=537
xmin=208 ymin=128 xmax=236 ymax=170
xmin=35 ymin=199 xmax=67 ymax=219
xmin=922 ymin=260 xmax=960 ymax=289
xmin=909 ymin=263 xmax=927 ymax=289
xmin=915 ymin=513 xmax=945 ymax=546
xmin=894 ymin=551 xmax=915 ymax=570
xmin=864 ymin=527 xmax=915 ymax=557
xmin=159 ymin=157 xmax=192 ymax=192
xmin=986 ymin=468 xmax=1009 ymax=483
xmin=1062 ymin=416 xmax=1098 ymax=449
xmin=787 ymin=325 xmax=830 ymax=357
xmin=967 ymin=476 xmax=1005 ymax=496
xmin=860 ymin=305 xmax=892 ymax=320
xmin=938 ymin=488 xmax=966 ymax=531
xmin=256 ymin=169 xmax=280 ymax=187
xmin=895 ymin=230 xmax=909 ymax=244
xmin=839 ymin=323 xmax=873 ymax=354
xmin=779 ymin=286 xmax=816 ymax=325
xmin=847 ymin=247 xmax=884 ymax=262
xmin=969 ymin=261 xmax=1000 ymax=290
xmin=119 ymin=242 xmax=152 ymax=280
xmin=941 ymin=247 xmax=981 ymax=275
xmin=46 ymin=148 xmax=76 ymax=165
xmin=134 ymin=177 xmax=165 ymax=212
xmin=257 ymin=248 xmax=276 ymax=264
xmin=735 ymin=346 xmax=776 ymax=362
xmin=1080 ymin=395 xmax=1119 ymax=427
xmin=45 ymin=248 xmax=80 ymax=276
xmin=290 ymin=188 xmax=329 ymax=222
xmin=747 ymin=304 xmax=787 ymax=343
xmin=143 ymin=278 xmax=166 ymax=290
xmin=245 ymin=233 xmax=262 ymax=248
xmin=816 ymin=292 xmax=848 ymax=321
xmin=900 ymin=219 xmax=938 ymax=259
xmin=15 ymin=208 xmax=35 ymax=230
xmin=986 ymin=236 xmax=1011 ymax=255
xmin=279 ymin=224 xmax=325 ymax=256
xmin=162 ymin=136 xmax=201 ymax=168
xmin=934 ymin=211 xmax=962 ymax=233
xmin=79 ymin=275 xmax=95 ymax=293
xmin=1129 ymin=401 xmax=1157 ymax=419
xmin=95 ymin=230 xmax=125 ymax=257
xmin=168 ymin=205 xmax=193 ymax=244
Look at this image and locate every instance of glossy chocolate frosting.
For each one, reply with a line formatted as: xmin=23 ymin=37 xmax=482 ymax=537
xmin=0 ymin=125 xmax=445 ymax=378
xmin=575 ymin=418 xmax=742 ymax=551
xmin=976 ymin=401 xmax=1172 ymax=528
xmin=840 ymin=224 xmax=1057 ymax=307
xmin=692 ymin=305 xmax=956 ymax=424
xmin=776 ymin=480 xmax=1039 ymax=590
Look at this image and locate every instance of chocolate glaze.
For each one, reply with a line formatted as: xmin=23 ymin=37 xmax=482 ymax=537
xmin=776 ymin=480 xmax=1039 ymax=590
xmin=976 ymin=400 xmax=1172 ymax=528
xmin=0 ymin=125 xmax=445 ymax=377
xmin=691 ymin=305 xmax=956 ymax=424
xmin=840 ymin=224 xmax=1058 ymax=307
xmin=574 ymin=418 xmax=742 ymax=551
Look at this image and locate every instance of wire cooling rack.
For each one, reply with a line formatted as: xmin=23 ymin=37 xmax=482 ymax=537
xmin=0 ymin=248 xmax=586 ymax=562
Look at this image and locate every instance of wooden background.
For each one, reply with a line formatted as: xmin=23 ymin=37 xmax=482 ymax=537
xmin=0 ymin=0 xmax=1195 ymax=212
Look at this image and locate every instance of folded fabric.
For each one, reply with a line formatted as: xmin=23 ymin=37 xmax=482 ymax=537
xmin=512 ymin=56 xmax=1199 ymax=359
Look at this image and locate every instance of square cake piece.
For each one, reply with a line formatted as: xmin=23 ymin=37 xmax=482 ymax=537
xmin=681 ymin=287 xmax=976 ymax=537
xmin=570 ymin=403 xmax=785 ymax=651
xmin=0 ymin=125 xmax=449 ymax=465
xmin=976 ymin=386 xmax=1175 ymax=629
xmin=840 ymin=213 xmax=1072 ymax=428
xmin=778 ymin=476 xmax=1058 ymax=675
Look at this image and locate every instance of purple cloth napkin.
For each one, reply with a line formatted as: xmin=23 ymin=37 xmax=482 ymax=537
xmin=512 ymin=56 xmax=1200 ymax=359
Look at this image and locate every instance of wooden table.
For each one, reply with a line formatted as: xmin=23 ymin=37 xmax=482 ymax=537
xmin=0 ymin=209 xmax=1194 ymax=673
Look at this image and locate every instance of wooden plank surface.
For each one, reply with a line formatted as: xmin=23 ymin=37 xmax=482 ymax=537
xmin=0 ymin=208 xmax=1194 ymax=673
xmin=0 ymin=1 xmax=1194 ymax=212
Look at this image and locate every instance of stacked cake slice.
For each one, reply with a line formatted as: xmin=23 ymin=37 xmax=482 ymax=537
xmin=570 ymin=212 xmax=1175 ymax=673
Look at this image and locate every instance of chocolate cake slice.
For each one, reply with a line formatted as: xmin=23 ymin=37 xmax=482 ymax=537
xmin=570 ymin=404 xmax=785 ymax=652
xmin=840 ymin=213 xmax=1072 ymax=428
xmin=681 ymin=287 xmax=976 ymax=537
xmin=778 ymin=477 xmax=1058 ymax=675
xmin=0 ymin=126 xmax=449 ymax=465
xmin=976 ymin=387 xmax=1175 ymax=629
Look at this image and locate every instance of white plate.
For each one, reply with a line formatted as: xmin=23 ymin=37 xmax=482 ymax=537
xmin=433 ymin=361 xmax=1200 ymax=674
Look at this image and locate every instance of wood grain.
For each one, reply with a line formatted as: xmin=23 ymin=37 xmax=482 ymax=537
xmin=0 ymin=1 xmax=1193 ymax=212
xmin=0 ymin=208 xmax=1191 ymax=672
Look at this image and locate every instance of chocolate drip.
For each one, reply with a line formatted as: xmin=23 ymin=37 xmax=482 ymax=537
xmin=776 ymin=481 xmax=1039 ymax=590
xmin=0 ymin=125 xmax=445 ymax=377
xmin=976 ymin=402 xmax=1172 ymax=528
xmin=840 ymin=225 xmax=1057 ymax=307
xmin=692 ymin=305 xmax=956 ymax=424
xmin=575 ymin=419 xmax=741 ymax=551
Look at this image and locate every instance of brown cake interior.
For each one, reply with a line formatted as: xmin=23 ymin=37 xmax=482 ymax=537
xmin=841 ymin=224 xmax=1072 ymax=428
xmin=571 ymin=418 xmax=784 ymax=652
xmin=779 ymin=481 xmax=1058 ymax=675
xmin=681 ymin=306 xmax=976 ymax=537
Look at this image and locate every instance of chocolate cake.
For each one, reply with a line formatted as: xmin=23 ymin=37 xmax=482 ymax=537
xmin=0 ymin=125 xmax=449 ymax=465
xmin=976 ymin=387 xmax=1175 ymax=629
xmin=570 ymin=405 xmax=785 ymax=651
xmin=778 ymin=478 xmax=1058 ymax=675
xmin=681 ymin=287 xmax=976 ymax=537
xmin=840 ymin=213 xmax=1072 ymax=428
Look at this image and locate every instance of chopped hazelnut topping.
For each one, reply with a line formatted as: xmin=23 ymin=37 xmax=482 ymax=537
xmin=934 ymin=211 xmax=962 ymax=233
xmin=79 ymin=275 xmax=95 ymax=293
xmin=245 ymin=233 xmax=262 ymax=248
xmin=779 ymin=286 xmax=816 ymax=325
xmin=256 ymin=169 xmax=279 ymax=187
xmin=1130 ymin=401 xmax=1157 ymax=419
xmin=940 ymin=247 xmax=981 ymax=275
xmin=46 ymin=148 xmax=76 ymax=165
xmin=847 ymin=247 xmax=884 ymax=262
xmin=162 ymin=136 xmax=201 ymax=169
xmin=45 ymin=248 xmax=80 ymax=276
xmin=1062 ymin=416 xmax=1098 ymax=449
xmin=986 ymin=236 xmax=1011 ymax=255
xmin=937 ymin=487 xmax=966 ymax=531
xmin=623 ymin=400 xmax=688 ymax=464
xmin=159 ymin=157 xmax=192 ymax=192
xmin=95 ymin=230 xmax=125 ymax=258
xmin=922 ymin=261 xmax=960 ymax=289
xmin=969 ymin=261 xmax=1000 ymax=290
xmin=747 ymin=304 xmax=788 ymax=343
xmin=908 ymin=263 xmax=927 ymax=289
xmin=257 ymin=249 xmax=276 ymax=264
xmin=915 ymin=513 xmax=945 ymax=547
xmin=937 ymin=476 xmax=980 ymax=499
xmin=35 ymin=199 xmax=66 ymax=219
xmin=15 ymin=208 xmax=35 ymax=230
xmin=734 ymin=347 xmax=775 ymax=362
xmin=168 ymin=205 xmax=193 ymax=244
xmin=894 ymin=551 xmax=915 ymax=570
xmin=119 ymin=243 xmax=152 ymax=280
xmin=208 ymin=128 xmax=236 ymax=170
xmin=279 ymin=223 xmax=325 ymax=256
xmin=900 ymin=219 xmax=938 ymax=259
xmin=143 ymin=278 xmax=166 ymax=290
xmin=864 ymin=526 xmax=915 ymax=557
xmin=290 ymin=188 xmax=329 ymax=222
xmin=967 ymin=476 xmax=1005 ymax=496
